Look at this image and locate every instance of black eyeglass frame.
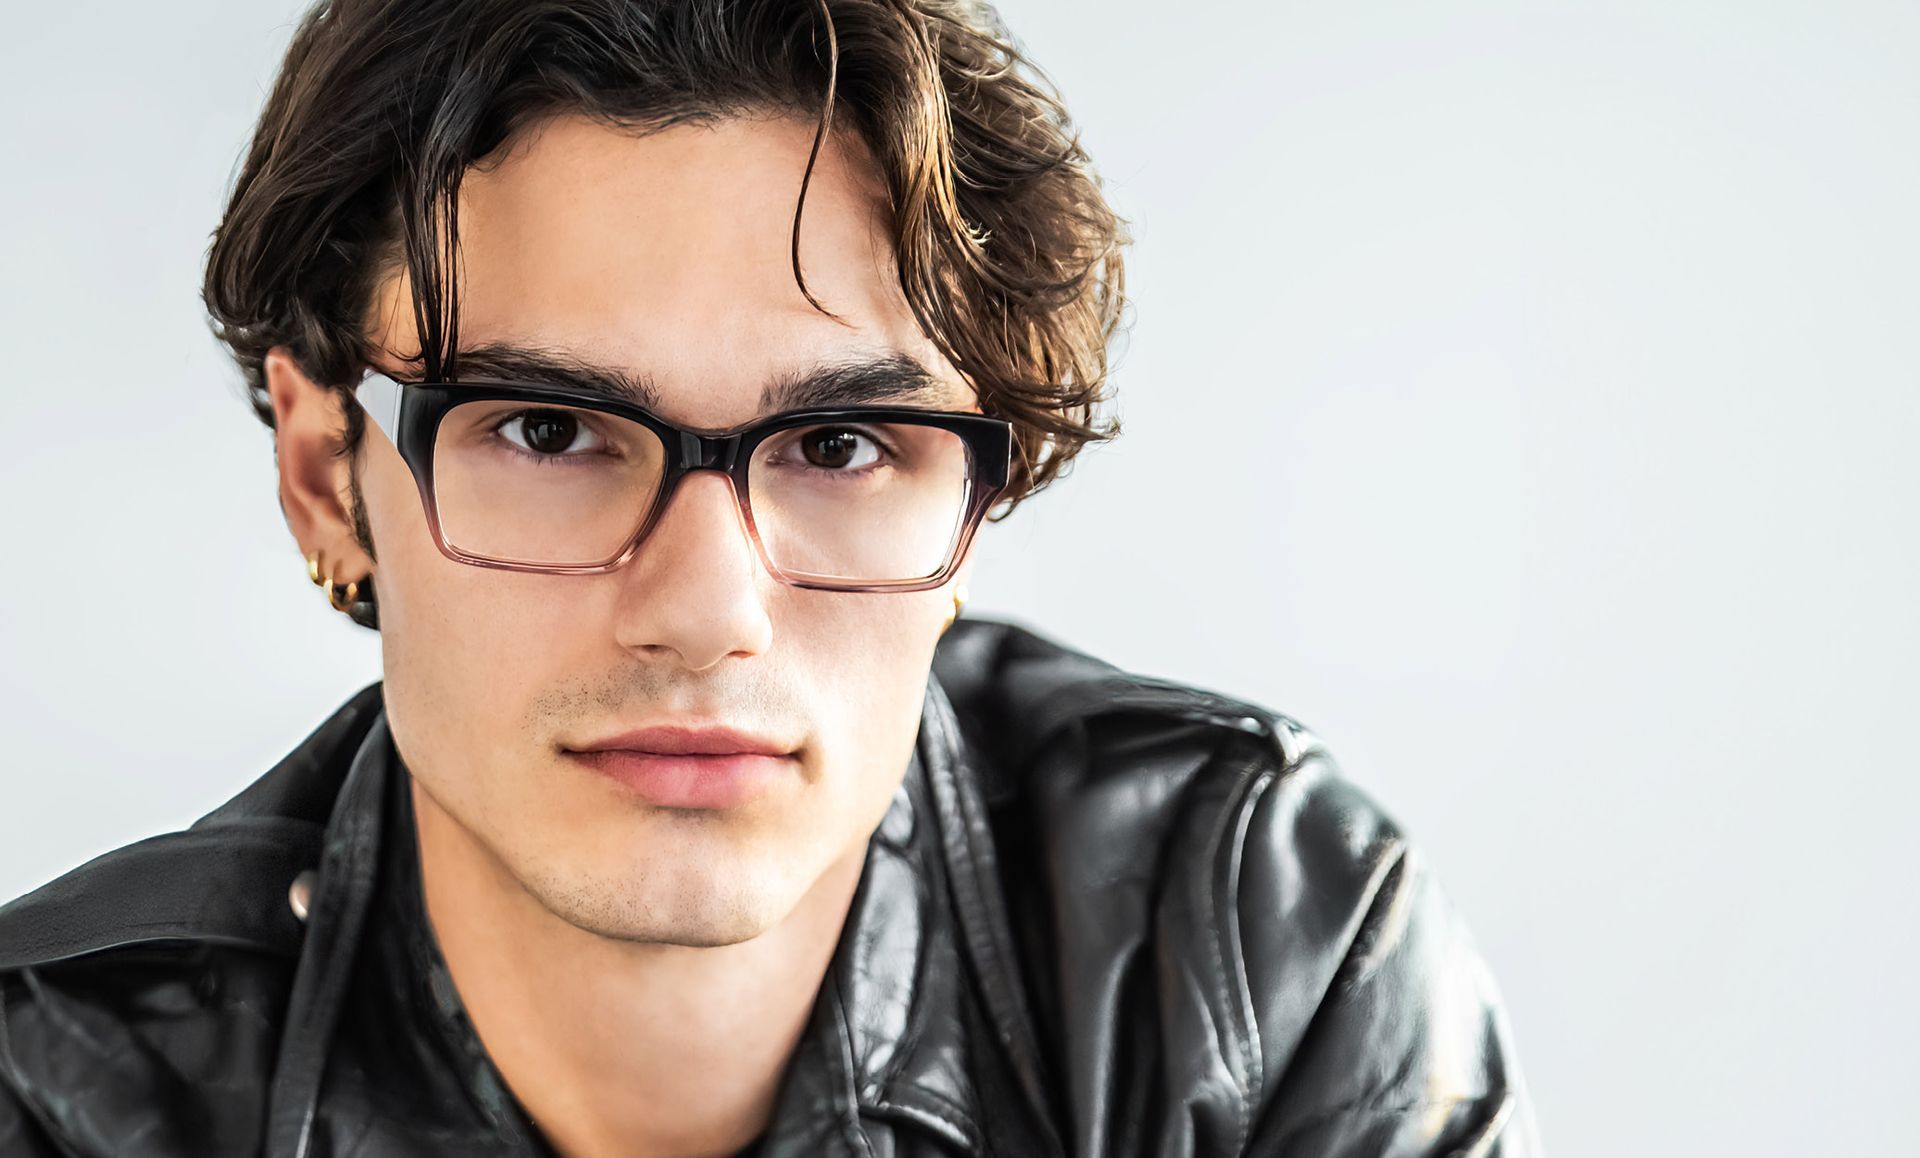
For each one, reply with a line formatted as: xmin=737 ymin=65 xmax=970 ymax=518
xmin=349 ymin=368 xmax=1013 ymax=592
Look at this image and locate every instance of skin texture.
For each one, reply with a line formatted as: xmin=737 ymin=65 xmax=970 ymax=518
xmin=264 ymin=111 xmax=982 ymax=1157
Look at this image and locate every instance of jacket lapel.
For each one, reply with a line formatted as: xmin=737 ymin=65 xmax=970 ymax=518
xmin=753 ymin=673 xmax=1004 ymax=1157
xmin=262 ymin=706 xmax=398 ymax=1158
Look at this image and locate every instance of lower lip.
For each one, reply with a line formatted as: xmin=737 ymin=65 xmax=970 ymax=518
xmin=565 ymin=749 xmax=794 ymax=809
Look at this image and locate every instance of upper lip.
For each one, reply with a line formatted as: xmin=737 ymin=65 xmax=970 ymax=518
xmin=567 ymin=725 xmax=796 ymax=757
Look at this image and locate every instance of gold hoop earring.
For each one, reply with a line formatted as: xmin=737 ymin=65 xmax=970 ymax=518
xmin=325 ymin=569 xmax=359 ymax=612
xmin=309 ymin=551 xmax=360 ymax=613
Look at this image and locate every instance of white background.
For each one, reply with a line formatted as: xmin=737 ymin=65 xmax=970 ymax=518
xmin=2 ymin=2 xmax=1915 ymax=1153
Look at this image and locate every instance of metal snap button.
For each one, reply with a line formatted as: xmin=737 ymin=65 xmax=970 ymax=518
xmin=289 ymin=868 xmax=318 ymax=923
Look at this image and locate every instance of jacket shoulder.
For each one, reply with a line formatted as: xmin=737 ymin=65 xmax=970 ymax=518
xmin=1230 ymin=747 xmax=1540 ymax=1154
xmin=934 ymin=617 xmax=1539 ymax=1154
xmin=0 ymin=681 xmax=383 ymax=971
xmin=0 ymin=685 xmax=386 ymax=1156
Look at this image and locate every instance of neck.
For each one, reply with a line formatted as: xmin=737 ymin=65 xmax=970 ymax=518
xmin=408 ymin=774 xmax=865 ymax=1158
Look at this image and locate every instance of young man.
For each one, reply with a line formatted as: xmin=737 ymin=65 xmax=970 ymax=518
xmin=0 ymin=1 xmax=1539 ymax=1155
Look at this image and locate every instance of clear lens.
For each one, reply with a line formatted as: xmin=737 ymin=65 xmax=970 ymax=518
xmin=430 ymin=400 xmax=972 ymax=581
xmin=433 ymin=400 xmax=667 ymax=565
xmin=748 ymin=421 xmax=971 ymax=582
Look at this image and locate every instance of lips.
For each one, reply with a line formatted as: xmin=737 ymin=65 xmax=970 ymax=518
xmin=564 ymin=724 xmax=798 ymax=809
xmin=569 ymin=724 xmax=795 ymax=758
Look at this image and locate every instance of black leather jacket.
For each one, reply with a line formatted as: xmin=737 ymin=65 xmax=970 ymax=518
xmin=0 ymin=617 xmax=1540 ymax=1156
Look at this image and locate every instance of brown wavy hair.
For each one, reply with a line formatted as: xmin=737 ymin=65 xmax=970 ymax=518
xmin=204 ymin=0 xmax=1130 ymax=628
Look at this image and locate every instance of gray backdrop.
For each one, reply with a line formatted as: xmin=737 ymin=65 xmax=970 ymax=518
xmin=3 ymin=1 xmax=1914 ymax=1153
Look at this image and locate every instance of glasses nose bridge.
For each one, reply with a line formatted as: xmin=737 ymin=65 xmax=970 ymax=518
xmin=649 ymin=430 xmax=757 ymax=559
xmin=675 ymin=429 xmax=746 ymax=474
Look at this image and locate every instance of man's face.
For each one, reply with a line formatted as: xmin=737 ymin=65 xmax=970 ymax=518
xmin=339 ymin=112 xmax=979 ymax=947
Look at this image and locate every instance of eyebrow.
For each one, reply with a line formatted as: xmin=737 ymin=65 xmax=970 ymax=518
xmin=444 ymin=341 xmax=967 ymax=415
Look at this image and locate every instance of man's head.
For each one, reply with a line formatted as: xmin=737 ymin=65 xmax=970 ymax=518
xmin=204 ymin=0 xmax=1127 ymax=947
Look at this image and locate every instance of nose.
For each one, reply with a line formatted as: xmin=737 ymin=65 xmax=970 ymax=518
xmin=610 ymin=468 xmax=774 ymax=671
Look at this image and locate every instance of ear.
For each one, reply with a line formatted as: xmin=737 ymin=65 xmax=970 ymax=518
xmin=263 ymin=347 xmax=373 ymax=583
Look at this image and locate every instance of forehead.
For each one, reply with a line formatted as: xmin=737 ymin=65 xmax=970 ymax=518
xmin=366 ymin=111 xmax=975 ymax=424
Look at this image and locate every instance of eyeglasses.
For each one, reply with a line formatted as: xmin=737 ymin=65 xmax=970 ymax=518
xmin=348 ymin=368 xmax=1012 ymax=592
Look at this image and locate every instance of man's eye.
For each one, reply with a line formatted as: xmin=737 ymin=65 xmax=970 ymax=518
xmin=761 ymin=425 xmax=906 ymax=477
xmin=794 ymin=427 xmax=885 ymax=471
xmin=498 ymin=409 xmax=608 ymax=458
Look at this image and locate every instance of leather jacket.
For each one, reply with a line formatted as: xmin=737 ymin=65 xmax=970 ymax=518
xmin=0 ymin=616 xmax=1541 ymax=1156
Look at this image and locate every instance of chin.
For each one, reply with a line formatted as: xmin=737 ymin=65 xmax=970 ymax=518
xmin=521 ymin=852 xmax=807 ymax=948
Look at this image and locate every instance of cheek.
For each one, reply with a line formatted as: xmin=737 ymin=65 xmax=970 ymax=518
xmin=794 ymin=585 xmax=945 ymax=685
xmin=362 ymin=454 xmax=586 ymax=772
xmin=792 ymin=588 xmax=949 ymax=793
xmin=363 ymin=445 xmax=578 ymax=650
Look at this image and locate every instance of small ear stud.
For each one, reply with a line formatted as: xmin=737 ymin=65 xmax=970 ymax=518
xmin=942 ymin=584 xmax=969 ymax=632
